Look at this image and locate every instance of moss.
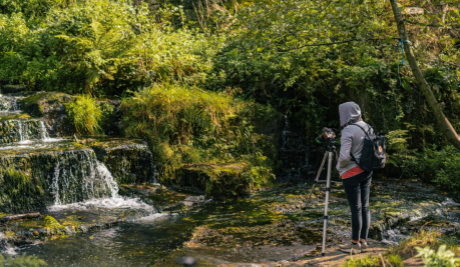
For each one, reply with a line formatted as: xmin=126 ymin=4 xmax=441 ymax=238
xmin=22 ymin=92 xmax=71 ymax=109
xmin=177 ymin=162 xmax=251 ymax=198
xmin=44 ymin=216 xmax=66 ymax=235
xmin=60 ymin=215 xmax=83 ymax=227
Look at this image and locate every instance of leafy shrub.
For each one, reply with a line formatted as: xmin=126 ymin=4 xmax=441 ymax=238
xmin=121 ymin=83 xmax=278 ymax=196
xmin=405 ymin=146 xmax=460 ymax=193
xmin=65 ymin=94 xmax=102 ymax=135
xmin=387 ymin=254 xmax=403 ymax=267
xmin=416 ymin=245 xmax=460 ymax=267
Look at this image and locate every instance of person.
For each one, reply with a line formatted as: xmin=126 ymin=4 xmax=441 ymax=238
xmin=336 ymin=101 xmax=373 ymax=254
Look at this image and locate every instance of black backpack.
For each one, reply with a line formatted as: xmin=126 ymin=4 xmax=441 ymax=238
xmin=350 ymin=123 xmax=386 ymax=171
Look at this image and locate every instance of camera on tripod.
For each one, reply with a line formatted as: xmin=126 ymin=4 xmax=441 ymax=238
xmin=315 ymin=127 xmax=337 ymax=144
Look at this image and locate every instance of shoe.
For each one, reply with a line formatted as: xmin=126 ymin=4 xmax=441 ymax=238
xmin=339 ymin=242 xmax=361 ymax=254
xmin=360 ymin=241 xmax=370 ymax=252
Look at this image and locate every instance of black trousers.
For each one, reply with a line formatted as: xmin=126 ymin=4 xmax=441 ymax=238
xmin=342 ymin=171 xmax=373 ymax=241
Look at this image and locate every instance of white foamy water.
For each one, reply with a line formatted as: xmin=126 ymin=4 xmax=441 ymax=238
xmin=0 ymin=233 xmax=17 ymax=255
xmin=0 ymin=145 xmax=32 ymax=150
xmin=48 ymin=195 xmax=156 ymax=213
xmin=17 ymin=140 xmax=33 ymax=145
xmin=138 ymin=213 xmax=173 ymax=222
xmin=49 ymin=158 xmax=156 ymax=213
xmin=42 ymin=137 xmax=66 ymax=142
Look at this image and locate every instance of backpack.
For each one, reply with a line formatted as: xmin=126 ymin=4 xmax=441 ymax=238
xmin=350 ymin=123 xmax=386 ymax=171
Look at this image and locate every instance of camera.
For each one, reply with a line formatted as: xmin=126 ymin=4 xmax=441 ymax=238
xmin=315 ymin=127 xmax=337 ymax=143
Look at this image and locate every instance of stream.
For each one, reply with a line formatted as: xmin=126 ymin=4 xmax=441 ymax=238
xmin=0 ymin=91 xmax=459 ymax=266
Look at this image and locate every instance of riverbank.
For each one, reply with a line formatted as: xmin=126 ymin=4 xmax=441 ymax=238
xmin=8 ymin=178 xmax=460 ymax=266
xmin=152 ymin=179 xmax=459 ymax=266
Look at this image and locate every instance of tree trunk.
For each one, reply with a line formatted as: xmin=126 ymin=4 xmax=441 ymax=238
xmin=390 ymin=0 xmax=460 ymax=150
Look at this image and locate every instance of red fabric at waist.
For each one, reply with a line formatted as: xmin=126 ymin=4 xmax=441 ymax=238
xmin=341 ymin=165 xmax=364 ymax=179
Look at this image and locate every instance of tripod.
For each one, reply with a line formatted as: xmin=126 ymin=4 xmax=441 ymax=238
xmin=294 ymin=137 xmax=339 ymax=256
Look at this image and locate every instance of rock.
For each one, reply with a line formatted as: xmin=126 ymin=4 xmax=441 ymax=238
xmin=22 ymin=92 xmax=75 ymax=136
xmin=176 ymin=162 xmax=251 ymax=198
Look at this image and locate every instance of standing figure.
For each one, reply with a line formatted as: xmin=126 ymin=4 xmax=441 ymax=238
xmin=336 ymin=102 xmax=373 ymax=254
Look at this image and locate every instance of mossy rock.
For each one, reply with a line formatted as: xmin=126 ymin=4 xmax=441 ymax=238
xmin=22 ymin=92 xmax=75 ymax=136
xmin=91 ymin=140 xmax=155 ymax=185
xmin=176 ymin=162 xmax=251 ymax=199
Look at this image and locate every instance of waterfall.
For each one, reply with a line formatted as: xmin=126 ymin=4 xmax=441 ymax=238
xmin=49 ymin=150 xmax=114 ymax=205
xmin=0 ymin=95 xmax=22 ymax=113
xmin=17 ymin=120 xmax=25 ymax=142
xmin=49 ymin=149 xmax=155 ymax=212
xmin=95 ymin=160 xmax=119 ymax=197
xmin=39 ymin=121 xmax=50 ymax=140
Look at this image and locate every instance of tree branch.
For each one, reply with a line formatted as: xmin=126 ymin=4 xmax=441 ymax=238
xmin=390 ymin=0 xmax=460 ymax=151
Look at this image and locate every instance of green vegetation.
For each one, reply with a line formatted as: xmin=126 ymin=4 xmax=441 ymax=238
xmin=1 ymin=0 xmax=460 ymax=195
xmin=386 ymin=231 xmax=460 ymax=266
xmin=0 ymin=254 xmax=47 ymax=267
xmin=387 ymin=254 xmax=404 ymax=267
xmin=65 ymin=94 xmax=102 ymax=135
xmin=44 ymin=216 xmax=66 ymax=235
xmin=416 ymin=245 xmax=460 ymax=267
xmin=122 ymin=83 xmax=277 ymax=195
xmin=342 ymin=255 xmax=380 ymax=267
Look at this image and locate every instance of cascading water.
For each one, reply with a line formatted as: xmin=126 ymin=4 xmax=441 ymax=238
xmin=0 ymin=95 xmax=22 ymax=113
xmin=39 ymin=120 xmax=50 ymax=140
xmin=0 ymin=91 xmax=164 ymax=264
xmin=48 ymin=149 xmax=155 ymax=213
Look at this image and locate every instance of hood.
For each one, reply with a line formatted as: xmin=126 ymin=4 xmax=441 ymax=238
xmin=339 ymin=102 xmax=362 ymax=126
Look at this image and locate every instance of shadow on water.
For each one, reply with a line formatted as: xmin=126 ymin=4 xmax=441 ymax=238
xmin=18 ymin=214 xmax=193 ymax=267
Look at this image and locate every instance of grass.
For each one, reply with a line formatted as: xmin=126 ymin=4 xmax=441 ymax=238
xmin=65 ymin=94 xmax=102 ymax=135
xmin=385 ymin=230 xmax=460 ymax=266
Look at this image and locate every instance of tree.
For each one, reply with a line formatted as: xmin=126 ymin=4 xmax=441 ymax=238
xmin=390 ymin=0 xmax=460 ymax=151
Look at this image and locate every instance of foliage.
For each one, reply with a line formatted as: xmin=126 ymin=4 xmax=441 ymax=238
xmin=387 ymin=254 xmax=404 ymax=267
xmin=0 ymin=254 xmax=47 ymax=267
xmin=65 ymin=94 xmax=102 ymax=135
xmin=44 ymin=215 xmax=66 ymax=235
xmin=416 ymin=245 xmax=460 ymax=267
xmin=342 ymin=255 xmax=380 ymax=267
xmin=404 ymin=146 xmax=460 ymax=192
xmin=387 ymin=230 xmax=460 ymax=265
xmin=0 ymin=0 xmax=460 ymax=190
xmin=121 ymin=83 xmax=278 ymax=196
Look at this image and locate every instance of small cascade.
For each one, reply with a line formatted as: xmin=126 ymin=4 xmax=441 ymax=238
xmin=276 ymin=115 xmax=310 ymax=182
xmin=39 ymin=120 xmax=50 ymax=140
xmin=0 ymin=92 xmax=57 ymax=145
xmin=0 ymin=95 xmax=22 ymax=113
xmin=0 ymin=119 xmax=49 ymax=144
xmin=49 ymin=149 xmax=115 ymax=205
xmin=49 ymin=149 xmax=155 ymax=212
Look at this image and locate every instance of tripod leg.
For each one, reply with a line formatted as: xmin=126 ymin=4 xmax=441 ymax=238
xmin=314 ymin=151 xmax=328 ymax=182
xmin=321 ymin=151 xmax=333 ymax=256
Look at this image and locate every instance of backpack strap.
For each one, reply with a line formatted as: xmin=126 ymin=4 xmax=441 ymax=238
xmin=340 ymin=117 xmax=362 ymax=131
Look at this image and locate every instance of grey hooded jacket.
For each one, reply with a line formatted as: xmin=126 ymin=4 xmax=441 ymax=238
xmin=336 ymin=102 xmax=371 ymax=177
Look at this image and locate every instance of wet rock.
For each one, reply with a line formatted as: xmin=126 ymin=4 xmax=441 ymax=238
xmin=176 ymin=162 xmax=251 ymax=198
xmin=22 ymin=92 xmax=75 ymax=136
xmin=90 ymin=140 xmax=156 ymax=184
